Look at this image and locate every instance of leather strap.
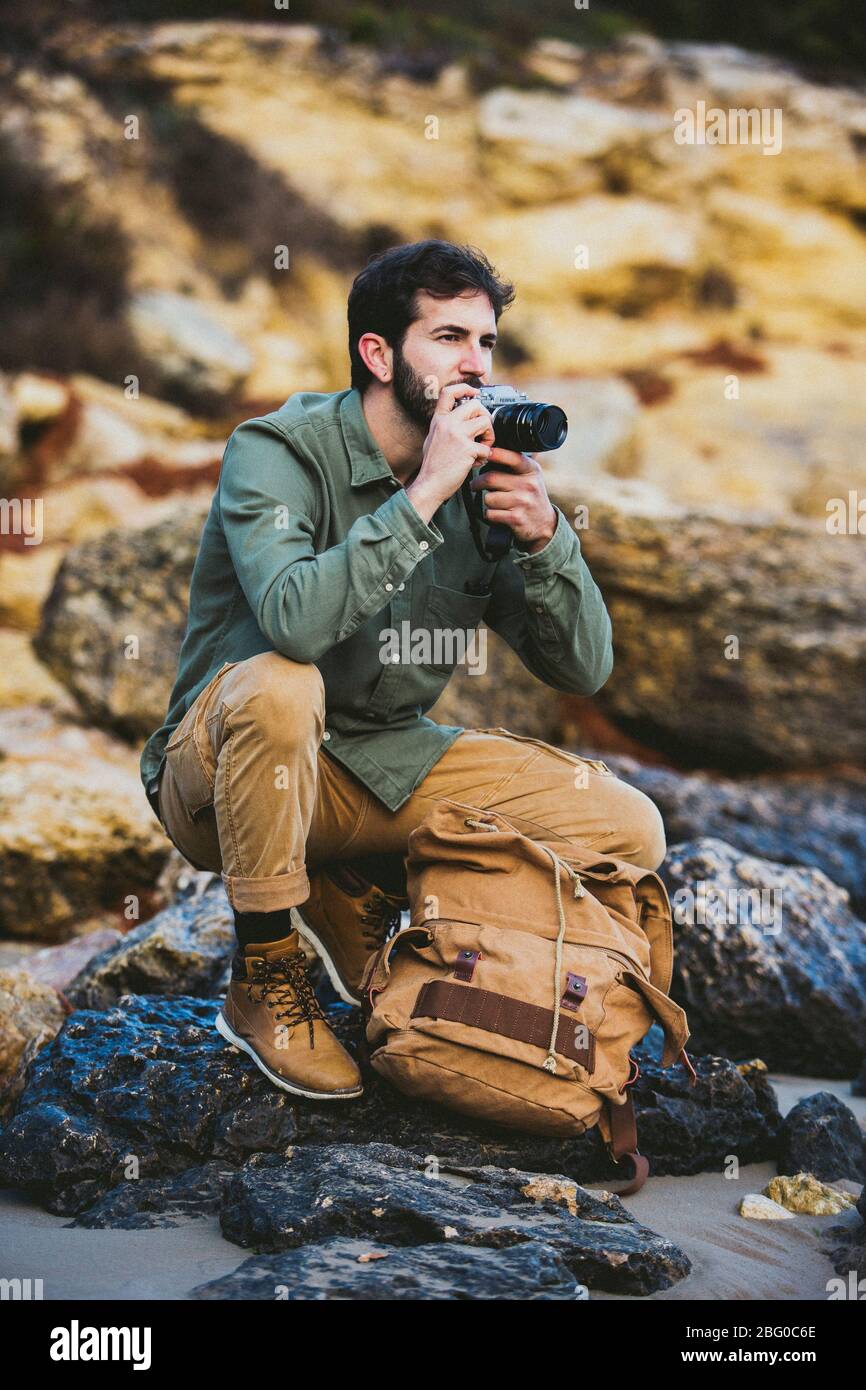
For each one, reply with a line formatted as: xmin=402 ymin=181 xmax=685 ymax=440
xmin=605 ymin=1092 xmax=650 ymax=1196
xmin=411 ymin=980 xmax=595 ymax=1070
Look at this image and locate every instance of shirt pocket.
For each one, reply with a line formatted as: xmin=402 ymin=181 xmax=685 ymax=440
xmin=419 ymin=582 xmax=491 ymax=674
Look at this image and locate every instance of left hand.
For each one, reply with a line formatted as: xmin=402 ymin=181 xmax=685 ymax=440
xmin=469 ymin=447 xmax=557 ymax=553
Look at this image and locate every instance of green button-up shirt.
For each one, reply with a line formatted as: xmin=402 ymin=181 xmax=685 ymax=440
xmin=140 ymin=387 xmax=613 ymax=811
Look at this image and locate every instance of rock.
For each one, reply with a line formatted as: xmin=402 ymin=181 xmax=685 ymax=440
xmin=0 ymin=371 xmax=21 ymax=492
xmin=777 ymin=1093 xmax=866 ymax=1183
xmin=128 ymin=291 xmax=253 ymax=403
xmin=621 ymin=346 xmax=866 ymax=523
xmin=10 ymin=372 xmax=69 ymax=425
xmin=67 ymin=1160 xmax=237 ymax=1229
xmin=600 ymin=757 xmax=866 ymax=917
xmin=738 ymin=1194 xmax=795 ymax=1220
xmin=564 ymin=500 xmax=866 ymax=771
xmin=0 ymin=967 xmax=67 ymax=1120
xmin=217 ymin=1142 xmax=690 ymax=1296
xmin=67 ymin=880 xmax=235 ymax=1010
xmin=0 ymin=993 xmax=777 ymax=1219
xmin=34 ymin=502 xmax=209 ymax=739
xmin=27 ymin=374 xmax=225 ymax=488
xmin=155 ymin=849 xmax=220 ymax=907
xmin=0 ymin=994 xmax=298 ymax=1215
xmin=477 ymin=89 xmax=668 ymax=204
xmin=38 ymin=476 xmax=198 ymax=547
xmin=0 ymin=630 xmax=78 ymax=712
xmin=483 ymin=196 xmax=700 ymax=316
xmin=663 ymin=839 xmax=866 ymax=1075
xmin=0 ymin=706 xmax=169 ymax=939
xmin=822 ymin=1180 xmax=866 ymax=1283
xmin=854 ymin=1058 xmax=866 ymax=1098
xmin=765 ymin=1173 xmax=859 ymax=1216
xmin=626 ymin=1045 xmax=781 ymax=1173
xmin=191 ymin=1236 xmax=580 ymax=1300
xmin=0 ymin=548 xmax=66 ymax=631
xmin=14 ymin=929 xmax=123 ymax=991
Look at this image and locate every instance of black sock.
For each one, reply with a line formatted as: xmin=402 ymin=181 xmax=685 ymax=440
xmin=233 ymin=906 xmax=293 ymax=950
xmin=346 ymin=853 xmax=407 ymax=898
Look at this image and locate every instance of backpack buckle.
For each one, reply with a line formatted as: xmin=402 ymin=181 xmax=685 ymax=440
xmin=453 ymin=949 xmax=481 ymax=983
xmin=560 ymin=972 xmax=587 ymax=1011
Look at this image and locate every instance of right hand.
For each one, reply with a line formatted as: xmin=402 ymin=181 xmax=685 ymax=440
xmin=406 ymin=384 xmax=494 ymax=520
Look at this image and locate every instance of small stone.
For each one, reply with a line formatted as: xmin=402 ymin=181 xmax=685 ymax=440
xmin=521 ymin=1174 xmax=580 ymax=1216
xmin=738 ymin=1193 xmax=795 ymax=1220
xmin=765 ymin=1173 xmax=859 ymax=1215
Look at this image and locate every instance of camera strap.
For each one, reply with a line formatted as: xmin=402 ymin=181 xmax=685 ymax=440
xmin=461 ymin=474 xmax=514 ymax=563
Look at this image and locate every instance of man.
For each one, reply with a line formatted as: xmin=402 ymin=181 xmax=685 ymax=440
xmin=140 ymin=239 xmax=665 ymax=1102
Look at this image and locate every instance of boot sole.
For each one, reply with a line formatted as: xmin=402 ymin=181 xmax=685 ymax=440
xmin=214 ymin=1010 xmax=363 ymax=1100
xmin=291 ymin=907 xmax=363 ymax=1008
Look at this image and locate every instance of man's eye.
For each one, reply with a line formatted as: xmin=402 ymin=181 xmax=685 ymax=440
xmin=438 ymin=335 xmax=459 ymax=342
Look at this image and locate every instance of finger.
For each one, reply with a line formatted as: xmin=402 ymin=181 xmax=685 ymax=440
xmin=479 ymin=491 xmax=516 ymax=510
xmin=487 ymin=447 xmax=535 ymax=471
xmin=435 ymin=382 xmax=479 ymax=413
xmin=470 ymin=472 xmax=518 ymax=491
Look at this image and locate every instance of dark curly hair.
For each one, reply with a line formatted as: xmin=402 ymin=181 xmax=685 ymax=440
xmin=347 ymin=239 xmax=515 ymax=391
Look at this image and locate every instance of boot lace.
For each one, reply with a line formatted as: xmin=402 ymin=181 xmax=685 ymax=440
xmin=359 ymin=890 xmax=404 ymax=948
xmin=245 ymin=952 xmax=325 ymax=1048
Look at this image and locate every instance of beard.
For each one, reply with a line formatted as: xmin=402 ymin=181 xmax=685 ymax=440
xmin=391 ymin=341 xmax=483 ymax=430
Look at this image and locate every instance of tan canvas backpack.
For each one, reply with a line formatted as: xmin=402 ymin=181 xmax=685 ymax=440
xmin=361 ymin=799 xmax=696 ymax=1195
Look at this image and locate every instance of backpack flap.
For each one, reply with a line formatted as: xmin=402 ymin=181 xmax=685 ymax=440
xmin=618 ymin=968 xmax=691 ymax=1070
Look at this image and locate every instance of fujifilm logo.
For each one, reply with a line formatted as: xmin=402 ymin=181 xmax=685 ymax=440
xmin=49 ymin=1321 xmax=152 ymax=1370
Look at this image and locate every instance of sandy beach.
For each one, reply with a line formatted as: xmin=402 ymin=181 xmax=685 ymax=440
xmin=1 ymin=1072 xmax=862 ymax=1301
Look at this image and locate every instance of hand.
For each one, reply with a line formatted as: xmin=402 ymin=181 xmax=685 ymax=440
xmin=405 ymin=383 xmax=494 ymax=522
xmin=469 ymin=447 xmax=557 ymax=552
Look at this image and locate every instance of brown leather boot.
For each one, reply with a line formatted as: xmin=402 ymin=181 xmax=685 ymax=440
xmin=215 ymin=930 xmax=362 ymax=1099
xmin=292 ymin=865 xmax=408 ymax=1007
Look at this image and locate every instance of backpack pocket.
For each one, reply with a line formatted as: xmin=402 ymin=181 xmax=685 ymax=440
xmin=369 ymin=921 xmax=636 ymax=1085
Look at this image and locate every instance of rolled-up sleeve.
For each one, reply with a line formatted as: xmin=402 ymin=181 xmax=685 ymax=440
xmin=483 ymin=504 xmax=613 ymax=695
xmin=218 ymin=419 xmax=444 ymax=663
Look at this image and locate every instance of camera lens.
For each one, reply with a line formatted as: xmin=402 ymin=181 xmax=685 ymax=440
xmin=491 ymin=402 xmax=568 ymax=452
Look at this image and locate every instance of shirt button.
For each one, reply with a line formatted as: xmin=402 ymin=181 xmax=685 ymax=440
xmin=398 ymin=582 xmax=405 ymax=591
xmin=385 ymin=582 xmax=393 ymax=592
xmin=419 ymin=540 xmax=429 ymax=551
xmin=322 ymin=731 xmax=331 ymax=742
xmin=535 ymin=604 xmax=543 ymax=613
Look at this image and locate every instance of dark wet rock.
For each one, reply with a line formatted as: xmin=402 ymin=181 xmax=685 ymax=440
xmin=0 ymin=992 xmax=777 ymax=1220
xmin=626 ymin=1047 xmax=781 ymax=1174
xmin=854 ymin=1057 xmax=866 ymax=1098
xmin=663 ymin=839 xmax=866 ymax=1076
xmin=190 ymin=1237 xmax=580 ymax=1300
xmin=34 ymin=504 xmax=208 ymax=742
xmin=0 ymin=995 xmax=298 ymax=1214
xmin=602 ymin=757 xmax=866 ymax=918
xmin=218 ymin=1142 xmax=690 ymax=1295
xmin=778 ymin=1093 xmax=866 ymax=1184
xmin=66 ymin=1160 xmax=236 ymax=1229
xmin=822 ymin=1183 xmax=866 ymax=1283
xmin=67 ymin=881 xmax=234 ymax=1009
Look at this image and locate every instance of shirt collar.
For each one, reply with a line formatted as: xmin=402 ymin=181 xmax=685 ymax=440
xmin=339 ymin=388 xmax=397 ymax=488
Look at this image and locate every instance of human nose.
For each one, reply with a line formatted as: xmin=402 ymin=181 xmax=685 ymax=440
xmin=460 ymin=343 xmax=489 ymax=378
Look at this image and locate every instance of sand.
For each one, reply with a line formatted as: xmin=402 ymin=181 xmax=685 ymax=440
xmin=1 ymin=1073 xmax=863 ymax=1301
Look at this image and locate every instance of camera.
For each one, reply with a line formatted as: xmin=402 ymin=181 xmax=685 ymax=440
xmin=477 ymin=385 xmax=568 ymax=453
xmin=462 ymin=385 xmax=568 ymax=561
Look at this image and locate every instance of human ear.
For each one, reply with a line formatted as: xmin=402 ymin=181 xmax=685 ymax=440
xmin=357 ymin=332 xmax=392 ymax=384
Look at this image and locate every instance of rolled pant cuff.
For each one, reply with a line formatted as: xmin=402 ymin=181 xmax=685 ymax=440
xmin=221 ymin=865 xmax=310 ymax=912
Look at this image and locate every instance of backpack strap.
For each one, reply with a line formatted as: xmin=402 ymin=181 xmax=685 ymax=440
xmin=604 ymin=1093 xmax=650 ymax=1197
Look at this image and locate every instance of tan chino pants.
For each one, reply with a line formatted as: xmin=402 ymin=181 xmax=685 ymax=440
xmin=153 ymin=652 xmax=666 ymax=912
